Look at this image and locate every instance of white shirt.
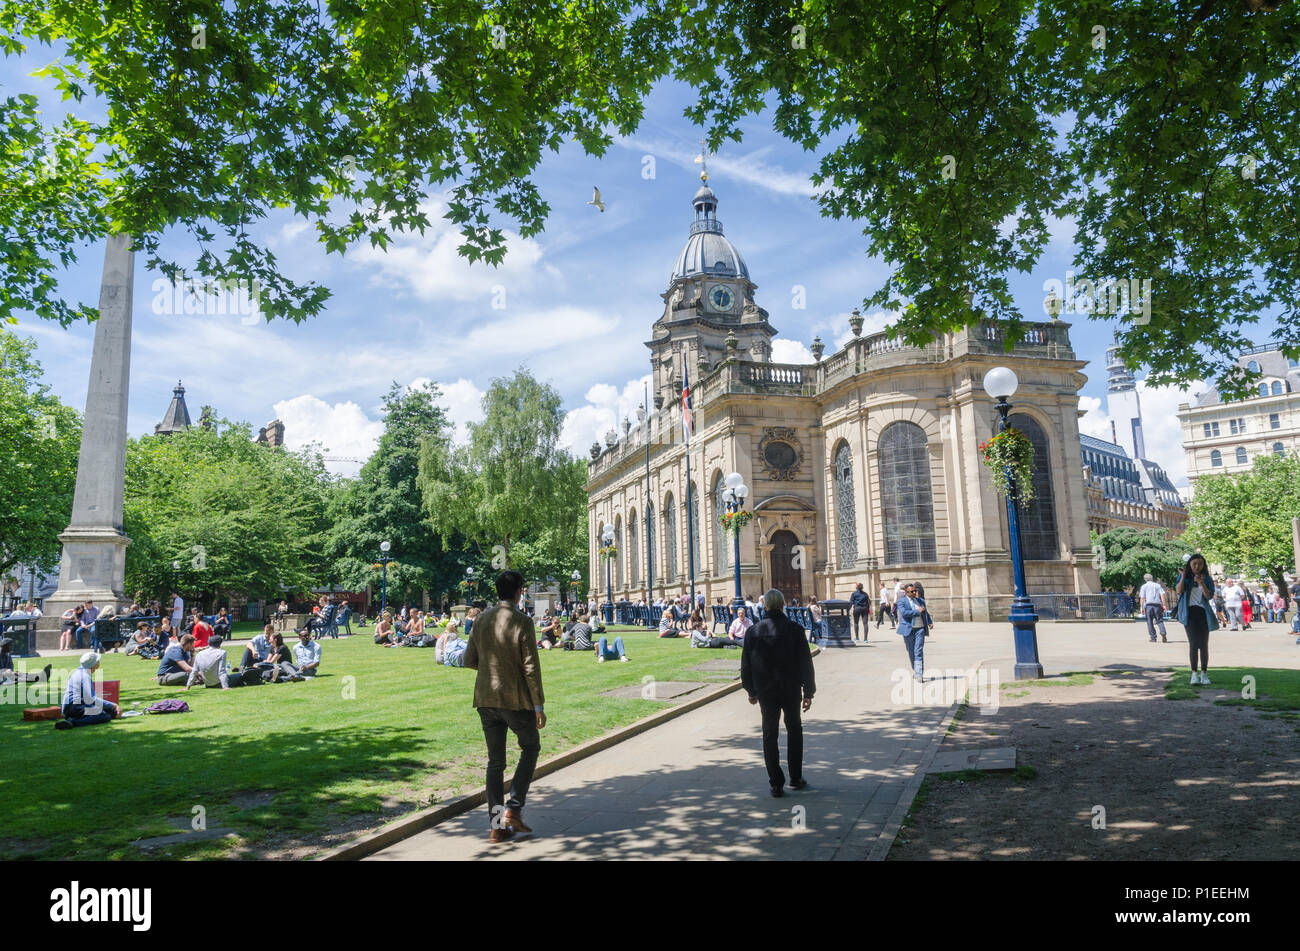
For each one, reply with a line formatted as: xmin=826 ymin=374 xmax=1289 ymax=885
xmin=892 ymin=583 xmax=905 ymax=604
xmin=880 ymin=586 xmax=892 ymax=604
xmin=186 ymin=646 xmax=231 ymax=688
xmin=1222 ymin=584 xmax=1245 ymax=608
xmin=171 ymin=596 xmax=183 ymax=619
xmin=1139 ymin=581 xmax=1165 ymax=607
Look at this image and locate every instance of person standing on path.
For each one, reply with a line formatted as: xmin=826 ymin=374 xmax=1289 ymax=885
xmin=1175 ymin=554 xmax=1217 ymax=685
xmin=1222 ymin=579 xmax=1246 ymax=630
xmin=170 ymin=591 xmax=183 ymax=632
xmin=849 ymin=583 xmax=871 ymax=642
xmin=741 ymin=589 xmax=816 ymax=799
xmin=877 ymin=582 xmax=895 ymax=629
xmin=464 ymin=570 xmax=546 ymax=844
xmin=1139 ymin=573 xmax=1168 ymax=643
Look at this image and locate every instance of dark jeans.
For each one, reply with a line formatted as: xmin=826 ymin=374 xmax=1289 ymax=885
xmin=1185 ymin=605 xmax=1210 ymax=672
xmin=852 ymin=608 xmax=869 ymax=639
xmin=62 ymin=700 xmax=117 ymax=727
xmin=758 ymin=687 xmax=804 ymax=789
xmin=876 ymin=603 xmax=894 ymax=628
xmin=1144 ymin=604 xmax=1167 ymax=640
xmin=478 ymin=706 xmax=541 ymax=827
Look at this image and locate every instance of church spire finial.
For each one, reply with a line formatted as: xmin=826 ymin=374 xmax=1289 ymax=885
xmin=694 ymin=137 xmax=709 ymax=184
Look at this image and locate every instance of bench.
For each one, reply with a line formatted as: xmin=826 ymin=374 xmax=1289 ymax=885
xmin=0 ymin=617 xmax=39 ymax=656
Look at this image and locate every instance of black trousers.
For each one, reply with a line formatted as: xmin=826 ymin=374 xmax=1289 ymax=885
xmin=852 ymin=608 xmax=869 ymax=639
xmin=758 ymin=687 xmax=804 ymax=789
xmin=478 ymin=706 xmax=541 ymax=827
xmin=1185 ymin=605 xmax=1210 ymax=672
xmin=876 ymin=602 xmax=894 ymax=627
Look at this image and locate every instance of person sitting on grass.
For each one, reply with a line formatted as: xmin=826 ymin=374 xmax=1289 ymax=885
xmin=658 ymin=608 xmax=680 ymax=638
xmin=373 ymin=611 xmax=396 ymax=644
xmin=566 ymin=611 xmax=596 ymax=652
xmin=293 ymin=630 xmax=322 ymax=676
xmin=155 ymin=615 xmax=174 ymax=651
xmin=437 ymin=628 xmax=470 ymax=667
xmin=690 ymin=613 xmax=734 ymax=649
xmin=190 ymin=608 xmax=213 ymax=650
xmin=241 ymin=623 xmax=275 ymax=669
xmin=156 ymin=634 xmax=196 ymax=686
xmin=213 ymin=607 xmax=232 ymax=640
xmin=247 ymin=632 xmax=305 ymax=682
xmin=124 ymin=621 xmax=162 ymax=659
xmin=728 ymin=606 xmax=753 ymax=644
xmin=186 ymin=635 xmax=244 ymax=690
xmin=1 ymin=636 xmax=51 ymax=685
xmin=56 ymin=652 xmax=120 ymax=729
xmin=536 ymin=610 xmax=561 ymax=649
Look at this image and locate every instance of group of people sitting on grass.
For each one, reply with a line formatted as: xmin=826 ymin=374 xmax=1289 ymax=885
xmin=653 ymin=603 xmax=751 ymax=648
xmin=154 ymin=623 xmax=322 ymax=689
xmin=533 ymin=607 xmax=628 ymax=661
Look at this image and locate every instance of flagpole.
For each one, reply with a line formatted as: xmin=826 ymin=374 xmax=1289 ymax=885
xmin=683 ymin=356 xmax=697 ymax=612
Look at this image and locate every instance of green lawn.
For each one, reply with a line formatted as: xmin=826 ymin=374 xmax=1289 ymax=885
xmin=0 ymin=624 xmax=733 ymax=860
xmin=1165 ymin=666 xmax=1300 ymax=720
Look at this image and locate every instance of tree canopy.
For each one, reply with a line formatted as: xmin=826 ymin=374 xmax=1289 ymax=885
xmin=123 ymin=417 xmax=332 ymax=606
xmin=0 ymin=325 xmax=80 ymax=576
xmin=418 ymin=368 xmax=585 ymax=585
xmin=1092 ymin=525 xmax=1192 ymax=592
xmin=1185 ymin=450 xmax=1299 ymax=591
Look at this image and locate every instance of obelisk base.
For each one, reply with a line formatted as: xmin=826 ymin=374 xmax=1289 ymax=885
xmin=36 ymin=528 xmax=131 ymax=651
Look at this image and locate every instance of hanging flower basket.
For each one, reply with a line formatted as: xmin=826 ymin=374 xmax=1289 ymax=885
xmin=600 ymin=545 xmax=618 ymax=560
xmin=458 ymin=579 xmax=474 ymax=591
xmin=718 ymin=510 xmax=754 ymax=536
xmin=979 ymin=428 xmax=1035 ymax=503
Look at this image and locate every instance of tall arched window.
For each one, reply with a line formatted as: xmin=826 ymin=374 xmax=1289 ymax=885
xmin=663 ymin=494 xmax=678 ymax=582
xmin=713 ymin=473 xmax=729 ymax=575
xmin=688 ymin=482 xmax=701 ymax=579
xmin=1259 ymin=383 xmax=1269 ymax=398
xmin=879 ymin=423 xmax=936 ymax=563
xmin=628 ymin=510 xmax=639 ymax=584
xmin=1272 ymin=380 xmax=1284 ymax=395
xmin=833 ymin=441 xmax=858 ymax=568
xmin=1236 ymin=446 xmax=1248 ymax=465
xmin=1008 ymin=415 xmax=1058 ymax=560
xmin=646 ymin=503 xmax=655 ymax=588
xmin=1211 ymin=449 xmax=1222 ymax=467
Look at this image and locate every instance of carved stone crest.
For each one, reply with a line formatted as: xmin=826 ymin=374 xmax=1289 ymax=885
xmin=759 ymin=427 xmax=803 ymax=481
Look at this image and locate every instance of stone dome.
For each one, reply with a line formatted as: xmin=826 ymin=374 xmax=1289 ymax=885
xmin=670 ymin=181 xmax=749 ymax=282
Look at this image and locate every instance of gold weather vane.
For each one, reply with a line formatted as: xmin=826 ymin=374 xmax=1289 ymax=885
xmin=694 ymin=137 xmax=709 ymax=183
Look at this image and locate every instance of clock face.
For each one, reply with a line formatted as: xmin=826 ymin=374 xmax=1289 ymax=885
xmin=708 ymin=284 xmax=735 ymax=312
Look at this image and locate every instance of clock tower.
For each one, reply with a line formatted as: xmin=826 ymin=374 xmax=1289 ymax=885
xmin=648 ymin=167 xmax=775 ymax=404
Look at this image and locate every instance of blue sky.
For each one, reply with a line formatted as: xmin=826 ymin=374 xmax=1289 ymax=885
xmin=4 ymin=52 xmax=1195 ymax=483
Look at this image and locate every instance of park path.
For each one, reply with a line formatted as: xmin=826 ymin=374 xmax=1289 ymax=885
xmin=367 ymin=620 xmax=1300 ymax=861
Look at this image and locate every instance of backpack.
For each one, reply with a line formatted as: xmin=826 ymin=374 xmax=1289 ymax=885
xmin=145 ymin=699 xmax=190 ymax=714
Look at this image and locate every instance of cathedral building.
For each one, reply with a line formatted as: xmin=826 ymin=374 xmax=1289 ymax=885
xmin=585 ymin=174 xmax=1101 ymax=621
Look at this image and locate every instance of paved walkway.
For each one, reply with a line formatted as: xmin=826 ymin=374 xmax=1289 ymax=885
xmin=368 ymin=619 xmax=1300 ymax=861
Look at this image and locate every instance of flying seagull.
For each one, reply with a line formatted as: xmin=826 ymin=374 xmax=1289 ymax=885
xmin=588 ymin=186 xmax=605 ymax=212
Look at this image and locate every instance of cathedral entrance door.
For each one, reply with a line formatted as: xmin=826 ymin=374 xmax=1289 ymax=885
xmin=769 ymin=531 xmax=802 ymax=604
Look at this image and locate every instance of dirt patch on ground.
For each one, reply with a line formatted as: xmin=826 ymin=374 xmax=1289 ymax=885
xmin=889 ymin=667 xmax=1300 ymax=860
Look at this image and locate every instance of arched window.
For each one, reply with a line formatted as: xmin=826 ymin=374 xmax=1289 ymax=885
xmin=1274 ymin=442 xmax=1285 ymax=457
xmin=1008 ymin=415 xmax=1059 ymax=560
xmin=1259 ymin=383 xmax=1269 ymax=398
xmin=688 ymin=482 xmax=701 ymax=579
xmin=646 ymin=503 xmax=655 ymax=588
xmin=833 ymin=441 xmax=858 ymax=567
xmin=1236 ymin=446 xmax=1248 ymax=465
xmin=1271 ymin=380 xmax=1284 ymax=395
xmin=628 ymin=511 xmax=639 ymax=584
xmin=1248 ymin=360 xmax=1260 ymax=373
xmin=663 ymin=494 xmax=678 ymax=583
xmin=713 ymin=473 xmax=729 ymax=575
xmin=1211 ymin=449 xmax=1222 ymax=467
xmin=878 ymin=422 xmax=937 ymax=563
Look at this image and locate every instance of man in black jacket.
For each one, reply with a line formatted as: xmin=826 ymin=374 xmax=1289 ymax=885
xmin=741 ymin=589 xmax=817 ymax=797
xmin=849 ymin=583 xmax=871 ymax=641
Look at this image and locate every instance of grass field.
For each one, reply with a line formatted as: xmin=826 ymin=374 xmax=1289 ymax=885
xmin=0 ymin=624 xmax=737 ymax=860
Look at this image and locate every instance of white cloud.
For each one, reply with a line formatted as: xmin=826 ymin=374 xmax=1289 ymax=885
xmin=771 ymin=338 xmax=815 ymax=364
xmin=410 ymin=376 xmax=484 ymax=445
xmin=272 ymin=394 xmax=386 ymax=477
xmin=1078 ymin=380 xmax=1194 ymax=486
xmin=560 ymin=374 xmax=653 ymax=455
xmin=614 ymin=135 xmax=817 ymax=198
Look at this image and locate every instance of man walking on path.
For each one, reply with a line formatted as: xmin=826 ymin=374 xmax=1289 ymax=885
xmin=849 ymin=583 xmax=871 ymax=642
xmin=877 ymin=582 xmax=895 ymax=629
xmin=1222 ymin=579 xmax=1246 ymax=630
xmin=1139 ymin=573 xmax=1168 ymax=643
xmin=741 ymin=589 xmax=816 ymax=798
xmin=464 ymin=570 xmax=546 ymax=844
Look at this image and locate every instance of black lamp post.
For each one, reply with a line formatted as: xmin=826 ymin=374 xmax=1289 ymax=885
xmin=379 ymin=541 xmax=392 ymax=618
xmin=601 ymin=525 xmax=615 ymax=624
xmin=721 ymin=471 xmax=749 ymax=615
xmin=982 ymin=366 xmax=1044 ymax=679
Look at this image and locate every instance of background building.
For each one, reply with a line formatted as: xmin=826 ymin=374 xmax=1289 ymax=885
xmin=1178 ymin=345 xmax=1299 ymax=481
xmin=1080 ymin=434 xmax=1187 ymax=536
xmin=586 ymin=175 xmax=1101 ymax=621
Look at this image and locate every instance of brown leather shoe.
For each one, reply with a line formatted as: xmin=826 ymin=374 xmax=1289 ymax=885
xmin=488 ymin=827 xmax=516 ymax=844
xmin=503 ymin=809 xmax=532 ymax=834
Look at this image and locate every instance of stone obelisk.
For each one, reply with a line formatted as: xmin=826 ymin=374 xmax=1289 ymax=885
xmin=38 ymin=235 xmax=134 ymax=649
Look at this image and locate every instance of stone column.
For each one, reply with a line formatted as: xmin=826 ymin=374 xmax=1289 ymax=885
xmin=38 ymin=235 xmax=134 ymax=649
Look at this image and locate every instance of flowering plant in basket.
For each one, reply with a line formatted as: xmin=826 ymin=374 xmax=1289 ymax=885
xmin=717 ymin=509 xmax=754 ymax=536
xmin=979 ymin=428 xmax=1035 ymax=502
